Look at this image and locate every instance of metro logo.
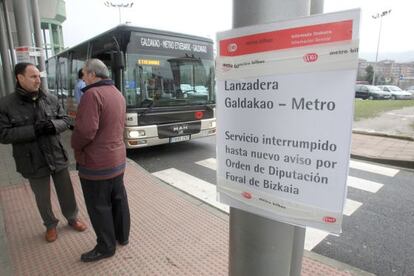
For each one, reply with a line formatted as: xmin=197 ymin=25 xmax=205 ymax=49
xmin=303 ymin=53 xmax=318 ymax=62
xmin=194 ymin=111 xmax=204 ymax=120
xmin=323 ymin=216 xmax=337 ymax=223
xmin=227 ymin=43 xmax=238 ymax=53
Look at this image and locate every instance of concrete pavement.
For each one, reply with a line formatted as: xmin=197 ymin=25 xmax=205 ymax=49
xmin=1 ymin=130 xmax=412 ymax=275
xmin=351 ymin=131 xmax=414 ymax=169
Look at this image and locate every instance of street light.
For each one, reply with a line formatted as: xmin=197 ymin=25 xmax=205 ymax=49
xmin=104 ymin=1 xmax=134 ymax=24
xmin=372 ymin=9 xmax=391 ymax=85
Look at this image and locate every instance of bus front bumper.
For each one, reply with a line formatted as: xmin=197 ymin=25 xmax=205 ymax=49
xmin=124 ymin=118 xmax=216 ymax=149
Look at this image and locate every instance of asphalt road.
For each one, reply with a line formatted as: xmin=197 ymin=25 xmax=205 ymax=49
xmin=127 ymin=135 xmax=217 ymax=182
xmin=128 ymin=136 xmax=414 ymax=276
xmin=314 ymin=164 xmax=414 ymax=276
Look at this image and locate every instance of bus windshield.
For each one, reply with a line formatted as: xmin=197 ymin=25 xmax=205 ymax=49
xmin=45 ymin=25 xmax=216 ymax=148
xmin=124 ymin=53 xmax=215 ymax=108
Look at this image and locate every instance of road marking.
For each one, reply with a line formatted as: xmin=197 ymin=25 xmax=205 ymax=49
xmin=152 ymin=168 xmax=229 ymax=213
xmin=349 ymin=160 xmax=399 ymax=177
xmin=343 ymin=198 xmax=362 ymax=216
xmin=152 ymin=165 xmax=367 ymax=251
xmin=305 ymin=228 xmax=329 ymax=251
xmin=199 ymin=158 xmax=398 ymax=180
xmin=153 ymin=167 xmax=327 ymax=250
xmin=304 ymin=199 xmax=362 ymax=250
xmin=195 ymin=158 xmax=217 ymax=170
xmin=347 ymin=176 xmax=383 ymax=193
xmin=196 ymin=158 xmax=384 ymax=194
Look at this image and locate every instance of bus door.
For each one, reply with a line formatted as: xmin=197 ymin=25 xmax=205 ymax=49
xmin=92 ymin=51 xmax=123 ymax=91
xmin=112 ymin=51 xmax=125 ymax=93
xmin=56 ymin=58 xmax=68 ymax=108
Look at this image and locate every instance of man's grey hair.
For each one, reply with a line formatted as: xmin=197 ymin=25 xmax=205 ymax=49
xmin=84 ymin=59 xmax=110 ymax=79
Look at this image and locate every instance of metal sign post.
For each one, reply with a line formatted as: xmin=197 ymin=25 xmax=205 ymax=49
xmin=229 ymin=1 xmax=309 ymax=274
xmin=218 ymin=1 xmax=359 ymax=275
xmin=31 ymin=0 xmax=48 ymax=91
xmin=0 ymin=6 xmax=14 ymax=95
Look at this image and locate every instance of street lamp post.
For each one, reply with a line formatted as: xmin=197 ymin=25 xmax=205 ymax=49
xmin=104 ymin=1 xmax=134 ymax=24
xmin=372 ymin=9 xmax=391 ymax=85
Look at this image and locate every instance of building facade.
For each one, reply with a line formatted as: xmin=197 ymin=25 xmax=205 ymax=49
xmin=39 ymin=0 xmax=66 ymax=58
xmin=357 ymin=59 xmax=414 ymax=89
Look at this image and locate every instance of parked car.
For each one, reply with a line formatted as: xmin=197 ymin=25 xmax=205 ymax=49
xmin=406 ymin=85 xmax=414 ymax=97
xmin=355 ymin=84 xmax=391 ymax=100
xmin=377 ymin=85 xmax=412 ymax=100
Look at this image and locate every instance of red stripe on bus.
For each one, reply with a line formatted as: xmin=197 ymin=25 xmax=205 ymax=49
xmin=219 ymin=20 xmax=353 ymax=57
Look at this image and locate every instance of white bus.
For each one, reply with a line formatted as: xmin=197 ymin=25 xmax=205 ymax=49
xmin=46 ymin=24 xmax=216 ymax=148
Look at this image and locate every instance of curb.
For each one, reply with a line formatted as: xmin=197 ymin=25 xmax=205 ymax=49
xmin=350 ymin=154 xmax=414 ymax=170
xmin=303 ymin=250 xmax=375 ymax=276
xmin=304 ymin=251 xmax=375 ymax=276
xmin=352 ymin=129 xmax=414 ymax=141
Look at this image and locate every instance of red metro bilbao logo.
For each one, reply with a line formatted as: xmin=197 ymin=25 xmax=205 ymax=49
xmin=323 ymin=216 xmax=337 ymax=223
xmin=303 ymin=53 xmax=318 ymax=62
xmin=241 ymin=192 xmax=252 ymax=199
xmin=227 ymin=43 xmax=238 ymax=53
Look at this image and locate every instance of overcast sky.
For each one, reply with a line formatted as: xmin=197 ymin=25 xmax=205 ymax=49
xmin=62 ymin=0 xmax=413 ymax=61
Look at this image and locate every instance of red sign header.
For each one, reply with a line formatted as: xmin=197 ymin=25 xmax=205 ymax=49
xmin=219 ymin=20 xmax=353 ymax=57
xmin=15 ymin=47 xmax=29 ymax=52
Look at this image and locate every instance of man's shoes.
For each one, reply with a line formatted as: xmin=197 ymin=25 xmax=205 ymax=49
xmin=45 ymin=228 xmax=57 ymax=242
xmin=118 ymin=240 xmax=129 ymax=246
xmin=80 ymin=248 xmax=115 ymax=262
xmin=69 ymin=219 xmax=87 ymax=232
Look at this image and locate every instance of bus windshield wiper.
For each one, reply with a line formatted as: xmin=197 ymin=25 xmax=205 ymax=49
xmin=140 ymin=99 xmax=154 ymax=116
xmin=140 ymin=98 xmax=154 ymax=108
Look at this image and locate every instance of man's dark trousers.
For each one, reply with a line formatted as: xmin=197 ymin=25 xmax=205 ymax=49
xmin=80 ymin=173 xmax=130 ymax=254
xmin=28 ymin=168 xmax=79 ymax=229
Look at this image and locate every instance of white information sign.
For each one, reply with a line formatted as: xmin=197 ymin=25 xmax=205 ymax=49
xmin=216 ymin=10 xmax=360 ymax=234
xmin=15 ymin=46 xmax=44 ymax=64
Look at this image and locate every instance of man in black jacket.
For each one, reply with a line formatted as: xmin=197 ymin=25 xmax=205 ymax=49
xmin=0 ymin=63 xmax=87 ymax=242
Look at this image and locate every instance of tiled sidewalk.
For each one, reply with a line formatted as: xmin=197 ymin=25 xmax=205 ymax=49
xmin=0 ymin=162 xmax=228 ymax=275
xmin=3 ymin=130 xmax=409 ymax=275
xmin=351 ymin=133 xmax=414 ymax=169
xmin=0 ymin=160 xmax=372 ymax=275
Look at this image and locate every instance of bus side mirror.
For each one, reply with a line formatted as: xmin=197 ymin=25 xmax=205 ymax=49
xmin=113 ymin=52 xmax=125 ymax=69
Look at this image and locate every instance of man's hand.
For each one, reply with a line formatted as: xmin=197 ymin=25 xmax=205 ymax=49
xmin=34 ymin=120 xmax=56 ymax=136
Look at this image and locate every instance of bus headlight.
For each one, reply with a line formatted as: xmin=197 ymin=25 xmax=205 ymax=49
xmin=210 ymin=121 xmax=216 ymax=128
xmin=128 ymin=130 xmax=145 ymax=138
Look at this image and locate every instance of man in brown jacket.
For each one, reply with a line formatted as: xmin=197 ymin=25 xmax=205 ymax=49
xmin=71 ymin=59 xmax=130 ymax=262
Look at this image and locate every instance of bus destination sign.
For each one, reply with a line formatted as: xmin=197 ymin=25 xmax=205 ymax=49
xmin=130 ymin=32 xmax=214 ymax=59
